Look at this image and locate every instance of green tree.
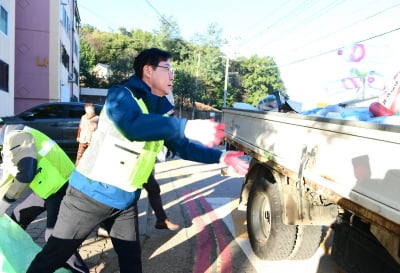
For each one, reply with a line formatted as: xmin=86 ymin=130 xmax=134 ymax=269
xmin=79 ymin=27 xmax=99 ymax=87
xmin=195 ymin=46 xmax=225 ymax=107
xmin=128 ymin=29 xmax=155 ymax=52
xmin=107 ymin=47 xmax=137 ymax=86
xmin=78 ymin=22 xmax=287 ymax=111
xmin=188 ymin=24 xmax=226 ymax=108
xmin=240 ymin=56 xmax=285 ymax=106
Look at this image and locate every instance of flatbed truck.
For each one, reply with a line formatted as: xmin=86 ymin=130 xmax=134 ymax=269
xmin=222 ymin=104 xmax=400 ymax=272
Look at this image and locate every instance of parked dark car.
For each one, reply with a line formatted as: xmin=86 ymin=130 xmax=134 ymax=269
xmin=1 ymin=102 xmax=103 ymax=158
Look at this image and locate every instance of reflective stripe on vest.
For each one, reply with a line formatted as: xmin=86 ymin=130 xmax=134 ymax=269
xmin=76 ymin=92 xmax=164 ymax=191
xmin=37 ymin=139 xmax=56 ymax=157
xmin=23 ymin=126 xmax=74 ymax=199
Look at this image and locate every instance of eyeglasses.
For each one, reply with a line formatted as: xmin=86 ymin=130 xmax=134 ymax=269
xmin=157 ymin=65 xmax=174 ymax=76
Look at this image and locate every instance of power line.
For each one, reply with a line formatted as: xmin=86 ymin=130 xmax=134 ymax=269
xmin=255 ymin=0 xmax=346 ymax=53
xmin=237 ymin=1 xmax=400 ymax=61
xmin=143 ymin=0 xmax=175 ymax=29
xmin=237 ymin=0 xmax=313 ymax=49
xmin=77 ymin=2 xmax=120 ymax=32
xmin=236 ymin=0 xmax=294 ymax=42
xmin=278 ymin=26 xmax=400 ymax=68
xmin=291 ymin=2 xmax=400 ymax=53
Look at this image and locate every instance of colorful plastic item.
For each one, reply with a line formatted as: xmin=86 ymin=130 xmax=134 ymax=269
xmin=369 ymin=101 xmax=395 ymax=117
xmin=338 ymin=44 xmax=366 ymax=62
xmin=0 ymin=215 xmax=70 ymax=273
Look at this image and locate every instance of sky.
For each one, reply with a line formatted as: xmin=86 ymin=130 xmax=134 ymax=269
xmin=77 ymin=0 xmax=400 ymax=109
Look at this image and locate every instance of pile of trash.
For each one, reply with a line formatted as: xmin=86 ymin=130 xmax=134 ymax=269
xmin=302 ymin=71 xmax=400 ymax=125
xmin=234 ymin=93 xmax=302 ymax=114
xmin=301 ymin=104 xmax=400 ymax=125
xmin=233 ymin=72 xmax=400 ymax=126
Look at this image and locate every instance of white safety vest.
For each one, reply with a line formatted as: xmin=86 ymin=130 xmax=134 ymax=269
xmin=76 ymin=98 xmax=164 ymax=192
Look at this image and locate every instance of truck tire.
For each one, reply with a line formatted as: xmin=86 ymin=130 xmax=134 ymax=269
xmin=247 ymin=174 xmax=297 ymax=260
xmin=333 ymin=214 xmax=400 ymax=273
xmin=288 ymin=225 xmax=324 ymax=260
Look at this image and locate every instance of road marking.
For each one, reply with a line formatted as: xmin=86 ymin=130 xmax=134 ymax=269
xmin=182 ymin=190 xmax=233 ymax=273
xmin=206 ymin=197 xmax=338 ymax=273
xmin=182 ymin=190 xmax=213 ymax=273
xmin=197 ymin=191 xmax=232 ymax=273
xmin=204 ymin=198 xmax=246 ymax=238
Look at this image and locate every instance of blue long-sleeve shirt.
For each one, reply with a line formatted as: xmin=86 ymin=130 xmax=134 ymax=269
xmin=69 ymin=75 xmax=222 ymax=209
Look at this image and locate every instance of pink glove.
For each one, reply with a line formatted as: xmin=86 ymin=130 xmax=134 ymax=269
xmin=221 ymin=151 xmax=249 ymax=175
xmin=213 ymin=122 xmax=226 ymax=146
xmin=184 ymin=119 xmax=226 ymax=147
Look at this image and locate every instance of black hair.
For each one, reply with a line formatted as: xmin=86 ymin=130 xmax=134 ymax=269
xmin=133 ymin=48 xmax=172 ymax=79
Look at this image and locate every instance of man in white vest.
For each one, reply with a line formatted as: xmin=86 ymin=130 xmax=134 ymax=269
xmin=27 ymin=48 xmax=249 ymax=273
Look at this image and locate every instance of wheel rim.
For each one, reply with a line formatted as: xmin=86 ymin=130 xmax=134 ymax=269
xmin=252 ymin=193 xmax=271 ymax=241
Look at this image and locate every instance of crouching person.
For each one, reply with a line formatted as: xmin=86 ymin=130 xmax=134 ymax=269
xmin=0 ymin=122 xmax=89 ymax=273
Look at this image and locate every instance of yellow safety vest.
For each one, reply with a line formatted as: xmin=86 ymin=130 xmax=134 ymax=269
xmin=76 ymin=94 xmax=164 ymax=191
xmin=23 ymin=127 xmax=74 ymax=199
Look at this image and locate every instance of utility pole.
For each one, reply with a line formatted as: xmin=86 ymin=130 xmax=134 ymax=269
xmin=192 ymin=53 xmax=201 ymax=119
xmin=222 ymin=34 xmax=240 ymax=108
xmin=223 ymin=56 xmax=229 ymax=108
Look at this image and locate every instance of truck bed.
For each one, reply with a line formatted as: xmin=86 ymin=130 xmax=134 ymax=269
xmin=222 ymin=108 xmax=400 ymax=230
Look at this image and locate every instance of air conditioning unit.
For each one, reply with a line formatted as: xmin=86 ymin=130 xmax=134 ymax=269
xmin=68 ymin=73 xmax=76 ymax=82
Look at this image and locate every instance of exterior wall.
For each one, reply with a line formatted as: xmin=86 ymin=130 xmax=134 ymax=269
xmin=48 ymin=0 xmax=60 ymax=103
xmin=72 ymin=13 xmax=80 ymax=101
xmin=53 ymin=0 xmax=79 ymax=102
xmin=50 ymin=0 xmax=79 ymax=103
xmin=0 ymin=0 xmax=15 ymax=116
xmin=15 ymin=0 xmax=80 ymax=113
xmin=14 ymin=0 xmax=50 ymax=113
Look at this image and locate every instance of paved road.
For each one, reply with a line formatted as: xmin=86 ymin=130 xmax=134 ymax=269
xmin=139 ymin=158 xmax=339 ymax=273
xmin=16 ymin=156 xmax=339 ymax=273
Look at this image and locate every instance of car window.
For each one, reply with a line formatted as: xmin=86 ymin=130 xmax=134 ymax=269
xmin=67 ymin=104 xmax=86 ymax=118
xmin=67 ymin=104 xmax=103 ymax=118
xmin=95 ymin=105 xmax=103 ymax=115
xmin=28 ymin=104 xmax=66 ymax=119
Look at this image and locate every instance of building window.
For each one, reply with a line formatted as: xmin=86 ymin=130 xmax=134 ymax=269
xmin=0 ymin=5 xmax=8 ymax=35
xmin=74 ymin=37 xmax=79 ymax=59
xmin=0 ymin=59 xmax=9 ymax=92
xmin=73 ymin=68 xmax=79 ymax=84
xmin=60 ymin=5 xmax=71 ymax=36
xmin=61 ymin=43 xmax=69 ymax=69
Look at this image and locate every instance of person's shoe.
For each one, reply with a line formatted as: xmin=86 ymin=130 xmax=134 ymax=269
xmin=155 ymin=219 xmax=180 ymax=230
xmin=97 ymin=227 xmax=110 ymax=238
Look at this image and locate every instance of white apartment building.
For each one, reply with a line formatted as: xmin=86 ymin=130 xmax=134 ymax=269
xmin=0 ymin=0 xmax=15 ymax=116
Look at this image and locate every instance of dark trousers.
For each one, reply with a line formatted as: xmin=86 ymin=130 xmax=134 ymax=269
xmin=27 ymin=185 xmax=142 ymax=273
xmin=11 ymin=184 xmax=89 ymax=273
xmin=99 ymin=172 xmax=166 ymax=232
xmin=143 ymin=172 xmax=167 ymax=222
